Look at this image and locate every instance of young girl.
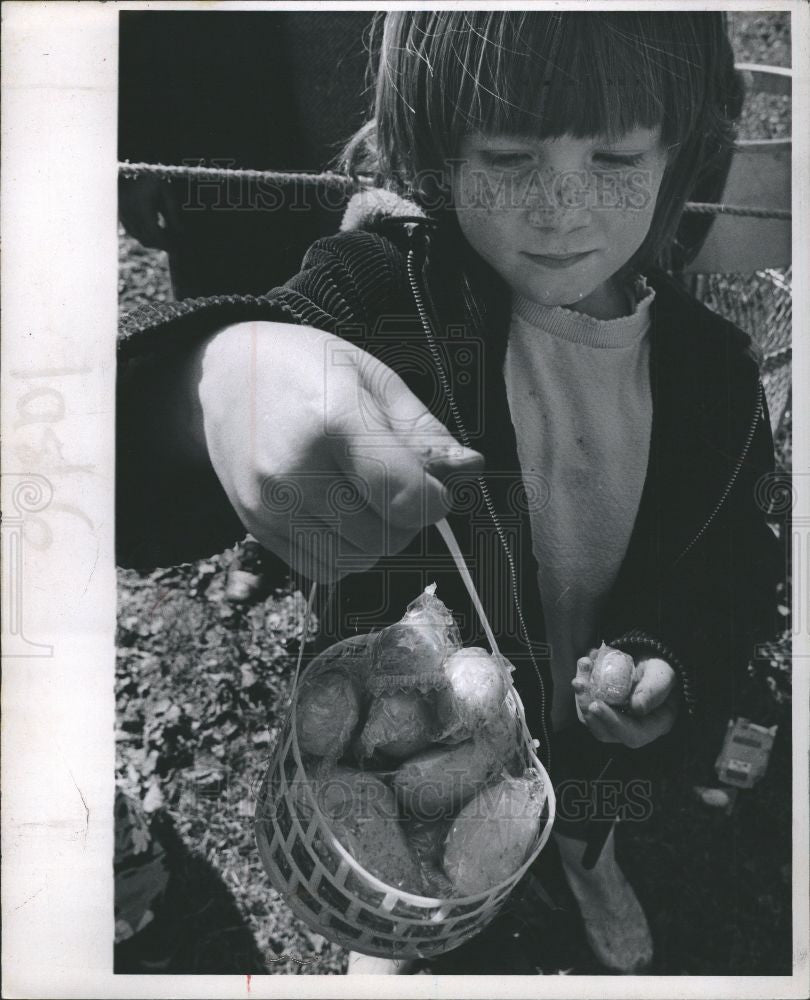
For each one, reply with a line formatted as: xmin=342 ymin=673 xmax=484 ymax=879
xmin=118 ymin=11 xmax=782 ymax=975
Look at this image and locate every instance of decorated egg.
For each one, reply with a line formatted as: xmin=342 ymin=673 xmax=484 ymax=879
xmin=590 ymin=643 xmax=635 ymax=706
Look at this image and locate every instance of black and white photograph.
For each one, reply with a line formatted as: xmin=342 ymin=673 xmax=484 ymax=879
xmin=3 ymin=2 xmax=808 ymax=996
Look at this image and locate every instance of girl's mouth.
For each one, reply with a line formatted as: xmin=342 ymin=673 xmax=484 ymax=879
xmin=521 ymin=250 xmax=595 ymax=269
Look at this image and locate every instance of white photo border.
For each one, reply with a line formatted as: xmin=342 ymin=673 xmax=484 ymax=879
xmin=2 ymin=1 xmax=807 ymax=997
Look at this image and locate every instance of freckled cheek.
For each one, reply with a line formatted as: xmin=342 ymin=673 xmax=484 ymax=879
xmin=456 ymin=175 xmax=508 ymax=217
xmin=455 ymin=201 xmax=518 ymax=262
xmin=594 ymin=214 xmax=650 ymax=263
xmin=620 ymin=169 xmax=665 ymax=241
xmin=597 ymin=180 xmax=661 ymax=257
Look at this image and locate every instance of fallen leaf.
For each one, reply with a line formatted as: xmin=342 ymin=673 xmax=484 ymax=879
xmin=142 ymin=779 xmax=164 ymax=813
xmin=165 ymin=704 xmax=182 ymax=724
xmin=142 ymin=749 xmax=160 ymax=776
xmin=305 ymin=931 xmax=326 ymax=954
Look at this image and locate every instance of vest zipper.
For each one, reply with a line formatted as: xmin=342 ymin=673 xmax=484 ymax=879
xmin=404 ymin=239 xmax=552 ymax=771
xmin=672 ymin=378 xmax=765 ymax=567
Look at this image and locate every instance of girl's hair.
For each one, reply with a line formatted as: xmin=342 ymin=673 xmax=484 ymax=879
xmin=340 ymin=11 xmax=744 ymax=270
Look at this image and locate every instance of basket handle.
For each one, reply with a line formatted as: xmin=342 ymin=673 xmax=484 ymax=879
xmin=292 ymin=517 xmax=499 ymax=691
xmin=435 ymin=517 xmax=501 ymax=659
xmin=291 ymin=580 xmax=318 ymax=691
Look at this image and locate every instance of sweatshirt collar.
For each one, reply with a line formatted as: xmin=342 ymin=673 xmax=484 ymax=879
xmin=511 ymin=276 xmax=655 ymax=349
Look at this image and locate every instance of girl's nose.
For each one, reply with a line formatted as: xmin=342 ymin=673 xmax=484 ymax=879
xmin=524 ymin=165 xmax=594 ymax=232
xmin=526 ymin=205 xmax=592 ymax=233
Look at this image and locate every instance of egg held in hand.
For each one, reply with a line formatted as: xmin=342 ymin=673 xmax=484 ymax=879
xmin=589 ymin=642 xmax=636 ymax=706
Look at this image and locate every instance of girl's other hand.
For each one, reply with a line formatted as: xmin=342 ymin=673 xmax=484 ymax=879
xmin=572 ymin=651 xmax=679 ymax=748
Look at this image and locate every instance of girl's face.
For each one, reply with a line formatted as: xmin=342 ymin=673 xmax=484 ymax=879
xmin=451 ymin=128 xmax=670 ymax=320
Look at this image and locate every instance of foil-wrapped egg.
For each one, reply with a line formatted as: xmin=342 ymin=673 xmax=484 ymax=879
xmin=590 ymin=643 xmax=636 ymax=706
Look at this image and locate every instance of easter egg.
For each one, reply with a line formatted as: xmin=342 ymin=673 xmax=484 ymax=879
xmin=590 ymin=643 xmax=635 ymax=706
xmin=435 ymin=647 xmax=509 ymax=741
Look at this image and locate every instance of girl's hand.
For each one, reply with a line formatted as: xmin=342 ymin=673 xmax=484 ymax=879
xmin=191 ymin=321 xmax=483 ymax=583
xmin=572 ymin=650 xmax=680 ymax=748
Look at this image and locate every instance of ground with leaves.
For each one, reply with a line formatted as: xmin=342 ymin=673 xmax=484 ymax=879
xmin=115 ymin=11 xmax=794 ymax=977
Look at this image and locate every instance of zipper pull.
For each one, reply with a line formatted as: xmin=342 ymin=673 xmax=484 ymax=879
xmin=382 ymin=216 xmax=436 ymax=258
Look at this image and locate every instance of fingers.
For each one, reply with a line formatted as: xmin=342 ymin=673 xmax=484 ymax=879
xmin=258 ymin=435 xmax=467 ymax=576
xmin=572 ymin=657 xmax=592 ymax=694
xmin=261 ymin=464 xmax=408 ymax=557
xmin=584 ymin=696 xmax=679 ymax=748
xmin=422 ymin=445 xmax=485 ymax=480
xmin=572 ymin=655 xmax=595 ymax=724
xmin=336 ymin=380 xmax=481 ymax=534
xmin=247 ymin=514 xmax=377 ymax=585
xmin=629 ymin=657 xmax=677 ymax=717
xmin=335 ymin=426 xmax=449 ymax=535
xmin=578 ymin=702 xmax=621 ymax=743
xmin=322 ymin=344 xmax=483 ymax=534
xmin=572 ymin=649 xmax=598 ymax=688
xmin=359 ymin=353 xmax=483 ymax=473
xmin=223 ymin=331 xmax=486 ymax=576
xmin=365 ymin=359 xmax=461 ymax=449
xmin=573 ymin=649 xmax=679 ymax=747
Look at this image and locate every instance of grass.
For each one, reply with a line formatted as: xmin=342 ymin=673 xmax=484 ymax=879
xmin=115 ymin=10 xmax=794 ymax=977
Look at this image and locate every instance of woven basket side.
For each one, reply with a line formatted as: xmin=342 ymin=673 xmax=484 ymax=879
xmin=256 ymin=659 xmax=556 ymax=959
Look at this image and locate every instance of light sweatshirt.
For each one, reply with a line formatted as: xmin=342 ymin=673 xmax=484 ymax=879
xmin=503 ymin=276 xmax=655 ymax=729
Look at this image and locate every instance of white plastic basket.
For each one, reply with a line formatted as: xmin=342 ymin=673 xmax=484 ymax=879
xmin=255 ymin=519 xmax=556 ymax=959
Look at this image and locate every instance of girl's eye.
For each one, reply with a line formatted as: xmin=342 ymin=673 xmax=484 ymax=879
xmin=593 ymin=152 xmax=645 ymax=167
xmin=484 ymin=152 xmax=534 ymax=169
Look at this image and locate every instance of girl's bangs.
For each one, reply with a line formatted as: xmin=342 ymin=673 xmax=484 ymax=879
xmin=437 ymin=13 xmax=704 ymax=150
xmin=368 ymin=8 xmax=738 ymax=270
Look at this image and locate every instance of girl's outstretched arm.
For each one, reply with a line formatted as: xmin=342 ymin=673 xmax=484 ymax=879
xmin=117 ymin=315 xmax=481 ymax=575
